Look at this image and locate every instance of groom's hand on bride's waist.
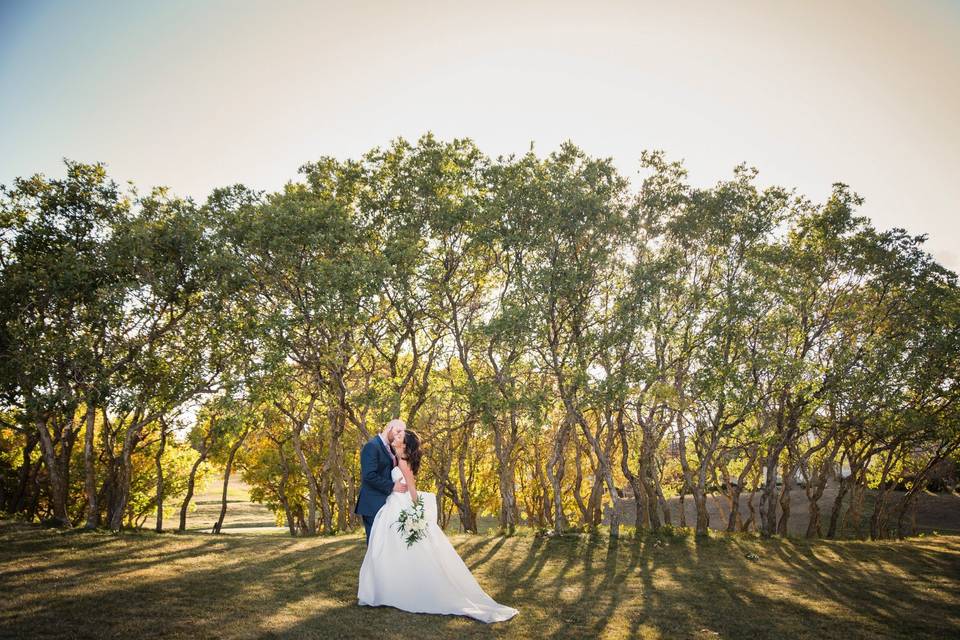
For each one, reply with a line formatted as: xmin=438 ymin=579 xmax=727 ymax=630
xmin=393 ymin=481 xmax=408 ymax=493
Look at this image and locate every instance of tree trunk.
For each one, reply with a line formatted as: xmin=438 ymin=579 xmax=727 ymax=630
xmin=587 ymin=465 xmax=604 ymax=527
xmin=617 ymin=413 xmax=645 ymax=530
xmin=894 ymin=440 xmax=960 ymax=538
xmin=291 ymin=423 xmax=319 ymax=535
xmin=653 ymin=467 xmax=671 ymax=527
xmin=213 ymin=428 xmax=249 ymax=534
xmin=274 ymin=439 xmax=297 ymax=536
xmin=725 ymin=445 xmax=758 ymax=532
xmin=804 ymin=446 xmax=840 ymax=539
xmin=805 ymin=480 xmax=824 ymax=539
xmin=692 ymin=476 xmax=709 ymax=536
xmin=442 ymin=475 xmax=477 ymax=534
xmin=83 ymin=400 xmax=99 ymax=529
xmin=725 ymin=482 xmax=743 ymax=533
xmin=848 ymin=474 xmax=868 ymax=539
xmin=293 ymin=504 xmax=307 ymax=533
xmin=327 ymin=410 xmax=349 ymax=532
xmin=8 ymin=433 xmax=38 ymax=514
xmin=109 ymin=445 xmax=134 ymax=531
xmin=571 ymin=437 xmax=590 ymax=524
xmin=678 ymin=488 xmax=686 ymax=528
xmin=498 ymin=456 xmax=517 ymax=535
xmin=742 ymin=489 xmax=757 ymax=532
xmin=179 ymin=441 xmax=210 ymax=532
xmin=676 ymin=418 xmax=711 ymax=536
xmin=34 ymin=416 xmax=70 ymax=527
xmin=567 ymin=399 xmax=619 ymax=537
xmin=533 ymin=444 xmax=551 ymax=527
xmin=109 ymin=418 xmax=151 ymax=531
xmin=493 ymin=418 xmax=518 ymax=535
xmin=759 ymin=440 xmax=786 ymax=537
xmin=318 ymin=475 xmax=333 ymax=533
xmin=776 ymin=460 xmax=796 ymax=536
xmin=545 ymin=419 xmax=570 ymax=535
xmin=283 ymin=393 xmax=320 ymax=535
xmin=155 ymin=423 xmax=167 ymax=533
xmin=869 ymin=448 xmax=899 ymax=540
xmin=827 ymin=463 xmax=852 ymax=538
xmin=455 ymin=427 xmax=478 ymax=533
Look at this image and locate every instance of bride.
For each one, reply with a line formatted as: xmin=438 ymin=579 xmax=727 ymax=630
xmin=357 ymin=429 xmax=518 ymax=623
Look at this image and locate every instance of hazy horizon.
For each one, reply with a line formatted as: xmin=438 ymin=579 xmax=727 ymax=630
xmin=2 ymin=0 xmax=958 ymax=271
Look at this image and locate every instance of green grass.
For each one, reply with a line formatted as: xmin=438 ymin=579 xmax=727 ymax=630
xmin=179 ymin=474 xmax=286 ymax=534
xmin=1 ymin=521 xmax=958 ymax=639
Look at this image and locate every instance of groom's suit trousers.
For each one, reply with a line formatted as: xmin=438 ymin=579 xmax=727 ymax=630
xmin=362 ymin=515 xmax=375 ymax=543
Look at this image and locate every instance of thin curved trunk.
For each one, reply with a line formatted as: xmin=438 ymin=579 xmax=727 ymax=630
xmin=676 ymin=417 xmax=711 ymax=536
xmin=742 ymin=473 xmax=760 ymax=533
xmin=291 ymin=423 xmax=320 ymax=535
xmin=565 ymin=397 xmax=620 ymax=537
xmin=83 ymin=400 xmax=99 ymax=529
xmin=652 ymin=455 xmax=671 ymax=526
xmin=617 ymin=411 xmax=645 ymax=530
xmin=155 ymin=423 xmax=167 ymax=532
xmin=848 ymin=472 xmax=868 ymax=539
xmin=179 ymin=434 xmax=212 ymax=532
xmin=776 ymin=459 xmax=796 ymax=536
xmin=213 ymin=427 xmax=250 ymax=534
xmin=869 ymin=446 xmax=900 ymax=540
xmin=725 ymin=446 xmax=758 ymax=532
xmin=272 ymin=437 xmax=297 ymax=536
xmin=533 ymin=444 xmax=551 ymax=527
xmin=109 ymin=410 xmax=164 ymax=531
xmin=804 ymin=440 xmax=841 ymax=539
xmin=327 ymin=409 xmax=348 ymax=532
xmin=571 ymin=436 xmax=590 ymax=524
xmin=34 ymin=416 xmax=70 ymax=527
xmin=455 ymin=425 xmax=478 ymax=533
xmin=895 ymin=437 xmax=960 ymax=537
xmin=545 ymin=419 xmax=571 ymax=535
xmin=493 ymin=416 xmax=518 ymax=535
xmin=279 ymin=394 xmax=319 ymax=535
xmin=827 ymin=452 xmax=859 ymax=539
xmin=759 ymin=439 xmax=786 ymax=537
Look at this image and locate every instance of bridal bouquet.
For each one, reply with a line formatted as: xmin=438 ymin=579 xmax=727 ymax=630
xmin=395 ymin=496 xmax=427 ymax=547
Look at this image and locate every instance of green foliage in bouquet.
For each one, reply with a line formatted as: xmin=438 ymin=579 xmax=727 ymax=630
xmin=396 ymin=496 xmax=427 ymax=547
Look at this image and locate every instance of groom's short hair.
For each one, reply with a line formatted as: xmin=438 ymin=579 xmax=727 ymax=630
xmin=386 ymin=418 xmax=405 ymax=436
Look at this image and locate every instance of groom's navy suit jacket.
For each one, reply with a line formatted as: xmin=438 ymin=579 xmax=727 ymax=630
xmin=355 ymin=435 xmax=395 ymax=518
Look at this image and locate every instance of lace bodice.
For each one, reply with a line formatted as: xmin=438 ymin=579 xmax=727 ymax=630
xmin=391 ymin=466 xmax=403 ymax=482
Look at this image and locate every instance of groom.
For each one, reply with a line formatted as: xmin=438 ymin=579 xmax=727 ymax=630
xmin=355 ymin=418 xmax=408 ymax=543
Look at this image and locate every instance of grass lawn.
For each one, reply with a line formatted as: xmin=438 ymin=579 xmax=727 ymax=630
xmin=179 ymin=475 xmax=287 ymax=535
xmin=1 ymin=520 xmax=958 ymax=640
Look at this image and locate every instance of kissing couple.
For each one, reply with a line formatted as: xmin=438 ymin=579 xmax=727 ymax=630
xmin=354 ymin=418 xmax=518 ymax=623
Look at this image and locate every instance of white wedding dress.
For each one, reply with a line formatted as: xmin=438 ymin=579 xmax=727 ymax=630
xmin=357 ymin=467 xmax=518 ymax=623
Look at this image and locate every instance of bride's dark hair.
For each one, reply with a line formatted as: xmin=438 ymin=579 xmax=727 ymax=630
xmin=403 ymin=430 xmax=422 ymax=475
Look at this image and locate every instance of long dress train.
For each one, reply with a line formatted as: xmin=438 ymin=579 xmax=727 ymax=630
xmin=358 ymin=467 xmax=518 ymax=623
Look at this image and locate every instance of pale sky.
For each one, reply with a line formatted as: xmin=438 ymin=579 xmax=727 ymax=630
xmin=2 ymin=0 xmax=958 ymax=271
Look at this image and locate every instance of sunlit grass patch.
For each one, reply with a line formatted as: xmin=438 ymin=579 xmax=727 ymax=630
xmin=1 ymin=520 xmax=958 ymax=639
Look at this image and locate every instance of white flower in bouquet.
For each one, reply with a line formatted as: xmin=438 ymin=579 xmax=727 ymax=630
xmin=395 ymin=496 xmax=427 ymax=547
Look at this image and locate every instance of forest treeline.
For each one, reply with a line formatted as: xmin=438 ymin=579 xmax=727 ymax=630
xmin=1 ymin=135 xmax=958 ymax=540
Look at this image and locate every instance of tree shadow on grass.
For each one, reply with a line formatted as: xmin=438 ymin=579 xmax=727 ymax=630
xmin=619 ymin=532 xmax=960 ymax=640
xmin=3 ymin=520 xmax=959 ymax=640
xmin=0 ymin=522 xmax=308 ymax=586
xmin=764 ymin=537 xmax=960 ymax=637
xmin=1 ymin=533 xmax=365 ymax=639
